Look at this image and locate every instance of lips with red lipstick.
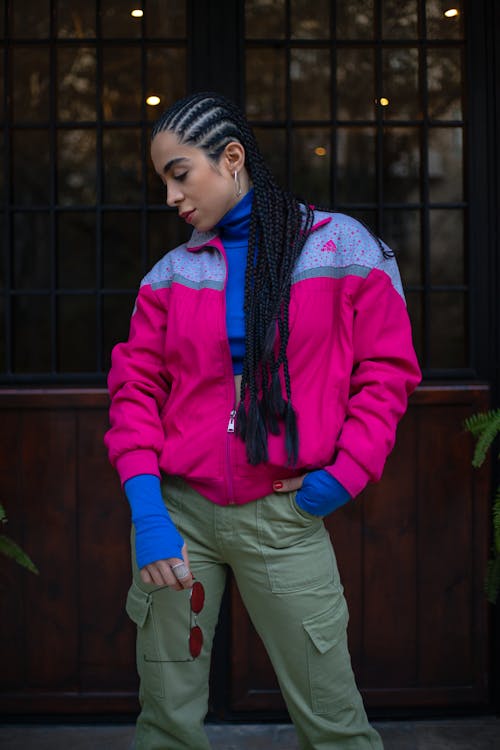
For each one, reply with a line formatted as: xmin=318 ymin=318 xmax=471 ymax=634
xmin=180 ymin=210 xmax=195 ymax=224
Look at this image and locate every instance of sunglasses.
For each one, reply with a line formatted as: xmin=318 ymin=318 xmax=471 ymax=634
xmin=189 ymin=580 xmax=205 ymax=658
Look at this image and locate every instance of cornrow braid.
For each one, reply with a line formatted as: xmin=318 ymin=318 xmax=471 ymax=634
xmin=152 ymin=92 xmax=314 ymax=466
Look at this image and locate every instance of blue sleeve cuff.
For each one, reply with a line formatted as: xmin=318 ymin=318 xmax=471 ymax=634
xmin=295 ymin=469 xmax=351 ymax=517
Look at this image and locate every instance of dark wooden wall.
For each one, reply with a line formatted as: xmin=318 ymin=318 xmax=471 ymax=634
xmin=0 ymin=384 xmax=491 ymax=717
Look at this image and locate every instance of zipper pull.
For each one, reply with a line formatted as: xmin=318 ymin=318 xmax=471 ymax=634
xmin=227 ymin=409 xmax=236 ymax=433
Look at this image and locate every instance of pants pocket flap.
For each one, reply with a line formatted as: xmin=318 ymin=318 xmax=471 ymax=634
xmin=303 ymin=597 xmax=348 ymax=654
xmin=126 ymin=581 xmax=152 ymax=628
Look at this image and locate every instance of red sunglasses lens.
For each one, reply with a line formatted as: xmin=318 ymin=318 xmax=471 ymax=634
xmin=189 ymin=625 xmax=203 ymax=658
xmin=191 ymin=581 xmax=205 ymax=614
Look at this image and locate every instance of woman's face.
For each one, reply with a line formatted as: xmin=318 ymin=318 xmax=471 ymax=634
xmin=151 ymin=129 xmax=242 ymax=233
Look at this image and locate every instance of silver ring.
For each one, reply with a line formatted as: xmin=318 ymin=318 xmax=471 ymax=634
xmin=171 ymin=562 xmax=190 ymax=579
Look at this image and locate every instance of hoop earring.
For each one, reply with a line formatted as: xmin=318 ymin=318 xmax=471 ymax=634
xmin=234 ymin=170 xmax=242 ymax=197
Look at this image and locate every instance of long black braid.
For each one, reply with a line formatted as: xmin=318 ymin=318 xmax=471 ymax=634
xmin=152 ymin=92 xmax=314 ymax=466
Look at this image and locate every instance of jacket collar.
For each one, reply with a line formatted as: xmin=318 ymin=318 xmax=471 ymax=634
xmin=186 ymin=213 xmax=332 ymax=253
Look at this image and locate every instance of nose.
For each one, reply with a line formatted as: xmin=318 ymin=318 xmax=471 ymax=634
xmin=165 ymin=182 xmax=183 ymax=207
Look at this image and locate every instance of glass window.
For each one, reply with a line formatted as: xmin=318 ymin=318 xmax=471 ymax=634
xmin=57 ymin=0 xmax=96 ymax=38
xmin=291 ymin=0 xmax=330 ymax=39
xmin=290 ymin=49 xmax=331 ymax=120
xmin=381 ymin=47 xmax=420 ymax=120
xmin=57 ymin=295 xmax=97 ymax=371
xmin=146 ymin=48 xmax=187 ymax=121
xmin=383 ymin=127 xmax=421 ymax=204
xmin=428 ymin=127 xmax=463 ymax=203
xmin=57 ymin=47 xmax=97 ymax=121
xmin=145 ymin=0 xmax=187 ymax=37
xmin=103 ymin=129 xmax=142 ymax=204
xmin=427 ymin=48 xmax=463 ymax=120
xmin=245 ymin=0 xmax=286 ymax=39
xmin=13 ymin=213 xmax=51 ymax=290
xmin=12 ymin=130 xmax=51 ymax=205
xmin=337 ymin=48 xmax=375 ymax=121
xmin=100 ymin=1 xmax=143 ymax=38
xmin=336 ymin=128 xmax=376 ymax=204
xmin=12 ymin=47 xmax=50 ymax=122
xmin=382 ymin=209 xmax=422 ymax=285
xmin=12 ymin=0 xmax=50 ymax=38
xmin=382 ymin=0 xmax=418 ymax=38
xmin=102 ymin=212 xmax=142 ymax=289
xmin=57 ymin=130 xmax=97 ymax=206
xmin=292 ymin=128 xmax=331 ymax=205
xmin=246 ymin=48 xmax=286 ymax=120
xmin=57 ymin=213 xmax=96 ymax=289
xmin=426 ymin=0 xmax=464 ymax=39
xmin=336 ymin=1 xmax=374 ymax=39
xmin=102 ymin=47 xmax=142 ymax=121
xmin=13 ymin=296 xmax=52 ymax=373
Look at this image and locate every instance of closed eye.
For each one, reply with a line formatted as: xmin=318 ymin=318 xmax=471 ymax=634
xmin=174 ymin=172 xmax=188 ymax=182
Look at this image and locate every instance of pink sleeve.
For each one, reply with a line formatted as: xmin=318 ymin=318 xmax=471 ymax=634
xmin=104 ymin=284 xmax=169 ymax=484
xmin=325 ymin=265 xmax=421 ymax=497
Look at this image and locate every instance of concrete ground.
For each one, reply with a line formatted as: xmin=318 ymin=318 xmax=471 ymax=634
xmin=0 ymin=717 xmax=500 ymax=749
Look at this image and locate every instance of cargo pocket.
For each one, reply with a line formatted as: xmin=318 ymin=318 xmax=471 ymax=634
xmin=126 ymin=580 xmax=193 ymax=698
xmin=303 ymin=596 xmax=361 ymax=716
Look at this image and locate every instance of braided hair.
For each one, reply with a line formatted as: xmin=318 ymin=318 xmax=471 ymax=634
xmin=152 ymin=92 xmax=314 ymax=466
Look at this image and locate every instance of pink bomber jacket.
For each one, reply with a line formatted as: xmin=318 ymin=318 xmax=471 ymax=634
xmin=104 ymin=211 xmax=421 ymax=505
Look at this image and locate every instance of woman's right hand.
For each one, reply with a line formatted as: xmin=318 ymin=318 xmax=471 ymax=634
xmin=140 ymin=542 xmax=193 ymax=590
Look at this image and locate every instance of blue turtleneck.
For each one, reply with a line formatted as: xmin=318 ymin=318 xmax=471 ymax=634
xmin=216 ymin=189 xmax=253 ymax=375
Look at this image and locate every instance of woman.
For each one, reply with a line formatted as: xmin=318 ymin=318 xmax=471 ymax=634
xmin=105 ymin=91 xmax=421 ymax=750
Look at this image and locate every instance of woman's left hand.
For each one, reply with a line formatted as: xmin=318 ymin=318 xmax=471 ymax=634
xmin=272 ymin=470 xmax=352 ymax=517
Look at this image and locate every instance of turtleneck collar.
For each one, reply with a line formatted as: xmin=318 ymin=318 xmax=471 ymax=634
xmin=216 ymin=188 xmax=253 ymax=243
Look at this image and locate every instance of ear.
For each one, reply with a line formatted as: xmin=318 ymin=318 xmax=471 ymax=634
xmin=222 ymin=141 xmax=246 ymax=173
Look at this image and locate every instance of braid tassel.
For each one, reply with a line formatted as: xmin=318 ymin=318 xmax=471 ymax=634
xmin=235 ymin=400 xmax=248 ymax=440
xmin=246 ymin=398 xmax=269 ymax=465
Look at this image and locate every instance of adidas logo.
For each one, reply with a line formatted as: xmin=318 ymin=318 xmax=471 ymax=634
xmin=321 ymin=239 xmax=337 ymax=252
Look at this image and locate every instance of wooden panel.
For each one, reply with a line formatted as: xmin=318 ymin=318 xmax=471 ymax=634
xmin=0 ymin=385 xmax=492 ymax=716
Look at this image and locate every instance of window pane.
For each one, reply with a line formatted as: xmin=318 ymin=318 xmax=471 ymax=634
xmin=336 ymin=2 xmax=374 ymax=38
xmin=145 ymin=0 xmax=186 ymax=37
xmin=382 ymin=47 xmax=420 ymax=120
xmin=12 ymin=47 xmax=50 ymax=122
xmin=103 ymin=129 xmax=142 ymax=203
xmin=12 ymin=0 xmax=50 ymax=38
xmin=337 ymin=128 xmax=376 ymax=203
xmin=382 ymin=0 xmax=418 ymax=38
xmin=383 ymin=127 xmax=420 ymax=203
xmin=382 ymin=209 xmax=421 ymax=285
xmin=292 ymin=128 xmax=330 ymax=204
xmin=337 ymin=48 xmax=375 ymax=120
xmin=245 ymin=0 xmax=286 ymax=39
xmin=429 ymin=209 xmax=464 ymax=285
xmin=0 ymin=214 xmax=4 ymax=287
xmin=13 ymin=296 xmax=51 ymax=373
xmin=102 ymin=212 xmax=141 ymax=289
xmin=58 ymin=47 xmax=97 ymax=121
xmin=246 ymin=48 xmax=286 ymax=120
xmin=290 ymin=49 xmax=330 ymax=120
xmin=58 ymin=295 xmax=96 ymax=371
xmin=254 ymin=128 xmax=287 ymax=188
xmin=13 ymin=213 xmax=51 ymax=289
xmin=100 ymin=1 xmax=142 ymax=38
xmin=58 ymin=130 xmax=97 ymax=205
xmin=406 ymin=291 xmax=423 ymax=364
xmin=347 ymin=209 xmax=377 ymax=235
xmin=426 ymin=1 xmax=464 ymax=39
xmin=12 ymin=130 xmax=51 ymax=205
xmin=102 ymin=293 xmax=136 ymax=370
xmin=0 ymin=55 xmax=4 ymax=123
xmin=102 ymin=47 xmax=142 ymax=120
xmin=427 ymin=48 xmax=462 ymax=120
xmin=148 ymin=211 xmax=190 ymax=268
xmin=428 ymin=127 xmax=463 ymax=202
xmin=429 ymin=292 xmax=467 ymax=368
xmin=146 ymin=48 xmax=186 ymax=121
xmin=291 ymin=0 xmax=329 ymax=39
xmin=58 ymin=212 xmax=96 ymax=289
xmin=57 ymin=0 xmax=96 ymax=38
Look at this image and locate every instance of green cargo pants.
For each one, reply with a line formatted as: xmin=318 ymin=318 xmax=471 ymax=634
xmin=125 ymin=476 xmax=383 ymax=750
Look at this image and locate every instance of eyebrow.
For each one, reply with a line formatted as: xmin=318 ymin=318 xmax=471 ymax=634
xmin=162 ymin=156 xmax=190 ymax=175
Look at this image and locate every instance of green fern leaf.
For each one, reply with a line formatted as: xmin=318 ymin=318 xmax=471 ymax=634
xmin=464 ymin=409 xmax=500 ymax=468
xmin=0 ymin=534 xmax=39 ymax=575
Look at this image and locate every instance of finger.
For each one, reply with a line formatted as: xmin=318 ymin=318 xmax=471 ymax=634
xmin=140 ymin=566 xmax=153 ymax=585
xmin=169 ymin=555 xmax=193 ymax=590
xmin=273 ymin=474 xmax=308 ymax=493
